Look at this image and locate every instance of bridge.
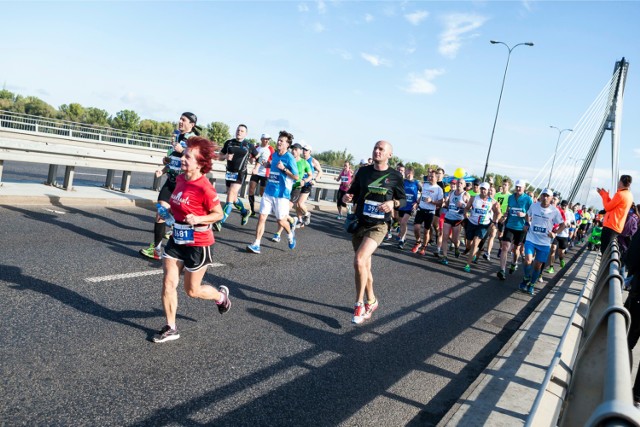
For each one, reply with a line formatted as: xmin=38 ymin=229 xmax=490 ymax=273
xmin=0 ymin=59 xmax=638 ymax=426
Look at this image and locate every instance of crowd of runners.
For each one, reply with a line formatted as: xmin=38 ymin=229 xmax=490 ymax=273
xmin=137 ymin=112 xmax=636 ymax=351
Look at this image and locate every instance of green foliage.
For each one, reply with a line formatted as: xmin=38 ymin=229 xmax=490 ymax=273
xmin=0 ymin=89 xmax=14 ymax=101
xmin=111 ymin=109 xmax=141 ymax=131
xmin=245 ymin=138 xmax=257 ymax=146
xmin=138 ymin=119 xmax=160 ymax=135
xmin=59 ymin=103 xmax=85 ymax=122
xmin=157 ymin=121 xmax=174 ymax=137
xmin=205 ymin=121 xmax=231 ymax=144
xmin=313 ymin=149 xmax=354 ymax=167
xmin=13 ymin=96 xmax=57 ymax=118
xmin=83 ymin=107 xmax=110 ymax=126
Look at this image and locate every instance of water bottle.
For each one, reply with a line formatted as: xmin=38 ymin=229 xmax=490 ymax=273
xmin=156 ymin=203 xmax=175 ymax=226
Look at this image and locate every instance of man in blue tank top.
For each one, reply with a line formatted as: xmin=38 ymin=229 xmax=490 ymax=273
xmin=497 ymin=179 xmax=533 ymax=280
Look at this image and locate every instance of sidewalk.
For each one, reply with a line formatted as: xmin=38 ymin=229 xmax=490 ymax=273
xmin=0 ymin=181 xmax=340 ymax=213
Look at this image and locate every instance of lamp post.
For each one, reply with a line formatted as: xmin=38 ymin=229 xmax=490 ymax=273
xmin=481 ymin=40 xmax=534 ymax=181
xmin=547 ymin=126 xmax=573 ymax=187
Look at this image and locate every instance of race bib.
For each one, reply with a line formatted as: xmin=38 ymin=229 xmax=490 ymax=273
xmin=340 ymin=176 xmax=349 ymax=183
xmin=533 ymin=226 xmax=546 ymax=233
xmin=225 ymin=171 xmax=239 ymax=181
xmin=406 ymin=194 xmax=415 ymax=204
xmin=269 ymin=171 xmax=280 ymax=183
xmin=363 ymin=200 xmax=384 ymax=219
xmin=169 ymin=157 xmax=181 ymax=169
xmin=172 ymin=223 xmax=194 ymax=245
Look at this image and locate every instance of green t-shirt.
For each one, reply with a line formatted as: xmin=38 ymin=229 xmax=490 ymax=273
xmin=495 ymin=192 xmax=511 ymax=214
xmin=293 ymin=158 xmax=312 ymax=189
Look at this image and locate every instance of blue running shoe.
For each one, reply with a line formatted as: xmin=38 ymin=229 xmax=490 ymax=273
xmin=527 ymin=284 xmax=535 ymax=295
xmin=241 ymin=209 xmax=250 ymax=226
xmin=519 ymin=280 xmax=529 ymax=293
xmin=288 ymin=234 xmax=296 ymax=250
xmin=246 ymin=244 xmax=261 ymax=254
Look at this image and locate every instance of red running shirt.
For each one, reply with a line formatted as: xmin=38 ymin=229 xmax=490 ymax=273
xmin=169 ymin=175 xmax=220 ymax=246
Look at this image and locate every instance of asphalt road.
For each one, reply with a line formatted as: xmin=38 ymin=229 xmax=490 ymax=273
xmin=0 ymin=194 xmax=586 ymax=426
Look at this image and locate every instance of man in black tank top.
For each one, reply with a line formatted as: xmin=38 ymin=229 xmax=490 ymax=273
xmin=343 ymin=140 xmax=406 ymax=325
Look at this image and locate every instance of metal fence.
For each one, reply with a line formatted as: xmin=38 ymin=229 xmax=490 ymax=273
xmin=528 ymin=240 xmax=639 ymax=426
xmin=0 ymin=110 xmax=171 ymax=150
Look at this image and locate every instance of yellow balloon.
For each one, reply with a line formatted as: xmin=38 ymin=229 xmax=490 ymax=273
xmin=453 ymin=167 xmax=465 ymax=179
xmin=445 ymin=185 xmax=451 ymax=193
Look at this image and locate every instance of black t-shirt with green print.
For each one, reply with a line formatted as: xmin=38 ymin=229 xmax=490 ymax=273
xmin=347 ymin=165 xmax=406 ymax=227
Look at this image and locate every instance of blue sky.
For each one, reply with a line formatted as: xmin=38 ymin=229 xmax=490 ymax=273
xmin=3 ymin=1 xmax=639 ymax=206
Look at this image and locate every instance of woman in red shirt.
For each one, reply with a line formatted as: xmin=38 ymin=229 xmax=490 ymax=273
xmin=153 ymin=136 xmax=231 ymax=343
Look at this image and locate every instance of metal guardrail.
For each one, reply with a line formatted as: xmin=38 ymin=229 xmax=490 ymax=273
xmin=0 ymin=110 xmax=172 ymax=150
xmin=529 ymin=240 xmax=638 ymax=426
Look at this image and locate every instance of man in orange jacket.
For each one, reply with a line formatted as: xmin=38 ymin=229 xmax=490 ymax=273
xmin=597 ymin=174 xmax=633 ymax=254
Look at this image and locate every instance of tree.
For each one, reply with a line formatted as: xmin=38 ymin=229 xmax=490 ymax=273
xmin=205 ymin=121 xmax=231 ymax=144
xmin=0 ymin=89 xmax=14 ymax=101
xmin=157 ymin=121 xmax=175 ymax=137
xmin=12 ymin=96 xmax=57 ymax=118
xmin=139 ymin=119 xmax=160 ymax=135
xmin=83 ymin=107 xmax=110 ymax=126
xmin=59 ymin=103 xmax=85 ymax=122
xmin=314 ymin=149 xmax=354 ymax=167
xmin=111 ymin=109 xmax=140 ymax=131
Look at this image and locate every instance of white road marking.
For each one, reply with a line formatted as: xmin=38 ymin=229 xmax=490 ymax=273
xmin=85 ymin=263 xmax=225 ymax=283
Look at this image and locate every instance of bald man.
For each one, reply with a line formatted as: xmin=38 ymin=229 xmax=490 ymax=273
xmin=342 ymin=140 xmax=406 ymax=324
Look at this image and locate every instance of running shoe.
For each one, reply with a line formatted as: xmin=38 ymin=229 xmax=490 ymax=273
xmin=386 ymin=231 xmax=393 ymax=240
xmin=454 ymin=248 xmax=461 ymax=258
xmin=212 ymin=222 xmax=222 ymax=232
xmin=153 ymin=325 xmax=180 ymax=343
xmin=509 ymin=263 xmax=518 ymax=274
xmin=271 ymin=233 xmax=281 ymax=243
xmin=433 ymin=249 xmax=442 ymax=258
xmin=139 ymin=244 xmax=161 ymax=260
xmin=485 ymin=254 xmax=492 ymax=262
xmin=241 ymin=210 xmax=251 ymax=226
xmin=538 ymin=276 xmax=544 ymax=284
xmin=250 ymin=211 xmax=258 ymax=217
xmin=352 ymin=303 xmax=365 ymax=324
xmin=411 ymin=243 xmax=422 ymax=254
xmin=303 ymin=212 xmax=311 ymax=226
xmin=363 ymin=299 xmax=379 ymax=320
xmin=527 ymin=283 xmax=535 ymax=295
xmin=463 ymin=264 xmax=471 ymax=273
xmin=336 ymin=215 xmax=344 ymax=220
xmin=519 ymin=280 xmax=529 ymax=293
xmin=246 ymin=244 xmax=261 ymax=254
xmin=440 ymin=257 xmax=449 ymax=266
xmin=497 ymin=269 xmax=506 ymax=280
xmin=419 ymin=247 xmax=427 ymax=256
xmin=288 ymin=233 xmax=296 ymax=250
xmin=482 ymin=252 xmax=489 ymax=260
xmin=560 ymin=259 xmax=566 ymax=268
xmin=397 ymin=240 xmax=405 ymax=250
xmin=472 ymin=255 xmax=478 ymax=264
xmin=546 ymin=266 xmax=555 ymax=274
xmin=217 ymin=286 xmax=231 ymax=314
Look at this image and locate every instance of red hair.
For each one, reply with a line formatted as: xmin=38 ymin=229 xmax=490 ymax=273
xmin=186 ymin=136 xmax=218 ymax=174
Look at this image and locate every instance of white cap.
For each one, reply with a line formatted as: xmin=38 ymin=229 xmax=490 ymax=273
xmin=514 ymin=179 xmax=526 ymax=188
xmin=260 ymin=133 xmax=271 ymax=139
xmin=302 ymin=144 xmax=312 ymax=152
xmin=540 ymin=188 xmax=553 ymax=196
xmin=479 ymin=182 xmax=490 ymax=190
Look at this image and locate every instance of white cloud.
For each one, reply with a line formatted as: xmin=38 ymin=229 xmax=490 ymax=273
xmin=298 ymin=3 xmax=309 ymax=12
xmin=364 ymin=13 xmax=374 ymax=23
xmin=329 ymin=48 xmax=352 ymax=60
xmin=404 ymin=10 xmax=429 ymax=26
xmin=404 ymin=68 xmax=445 ymax=94
xmin=438 ymin=13 xmax=488 ymax=58
xmin=313 ymin=22 xmax=325 ymax=33
xmin=361 ymin=53 xmax=390 ymax=67
xmin=317 ymin=0 xmax=326 ymax=14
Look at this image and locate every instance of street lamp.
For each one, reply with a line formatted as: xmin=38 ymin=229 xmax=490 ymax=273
xmin=547 ymin=126 xmax=573 ymax=187
xmin=482 ymin=40 xmax=534 ymax=181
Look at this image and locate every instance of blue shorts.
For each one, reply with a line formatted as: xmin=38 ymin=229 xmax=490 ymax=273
xmin=524 ymin=240 xmax=551 ymax=264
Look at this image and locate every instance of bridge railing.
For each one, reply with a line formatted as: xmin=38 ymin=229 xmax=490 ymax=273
xmin=526 ymin=240 xmax=639 ymax=427
xmin=0 ymin=110 xmax=171 ymax=150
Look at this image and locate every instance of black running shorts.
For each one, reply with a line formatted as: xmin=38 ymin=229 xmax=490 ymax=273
xmin=163 ymin=239 xmax=215 ymax=272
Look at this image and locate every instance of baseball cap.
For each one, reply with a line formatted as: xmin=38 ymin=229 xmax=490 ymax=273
xmin=302 ymin=144 xmax=312 ymax=152
xmin=540 ymin=188 xmax=553 ymax=196
xmin=514 ymin=179 xmax=526 ymax=188
xmin=260 ymin=133 xmax=271 ymax=139
xmin=479 ymin=182 xmax=490 ymax=190
xmin=291 ymin=142 xmax=303 ymax=149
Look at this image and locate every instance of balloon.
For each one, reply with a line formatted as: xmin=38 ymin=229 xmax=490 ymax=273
xmin=454 ymin=167 xmax=465 ymax=179
xmin=445 ymin=185 xmax=451 ymax=193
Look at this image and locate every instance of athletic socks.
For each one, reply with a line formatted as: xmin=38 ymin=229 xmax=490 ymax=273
xmin=249 ymin=195 xmax=255 ymax=213
xmin=234 ymin=200 xmax=245 ymax=211
xmin=530 ymin=269 xmax=541 ymax=285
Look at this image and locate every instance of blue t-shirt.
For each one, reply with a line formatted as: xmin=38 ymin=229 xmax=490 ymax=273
xmin=264 ymin=151 xmax=299 ymax=199
xmin=505 ymin=193 xmax=533 ymax=231
xmin=401 ymin=179 xmax=421 ymax=212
